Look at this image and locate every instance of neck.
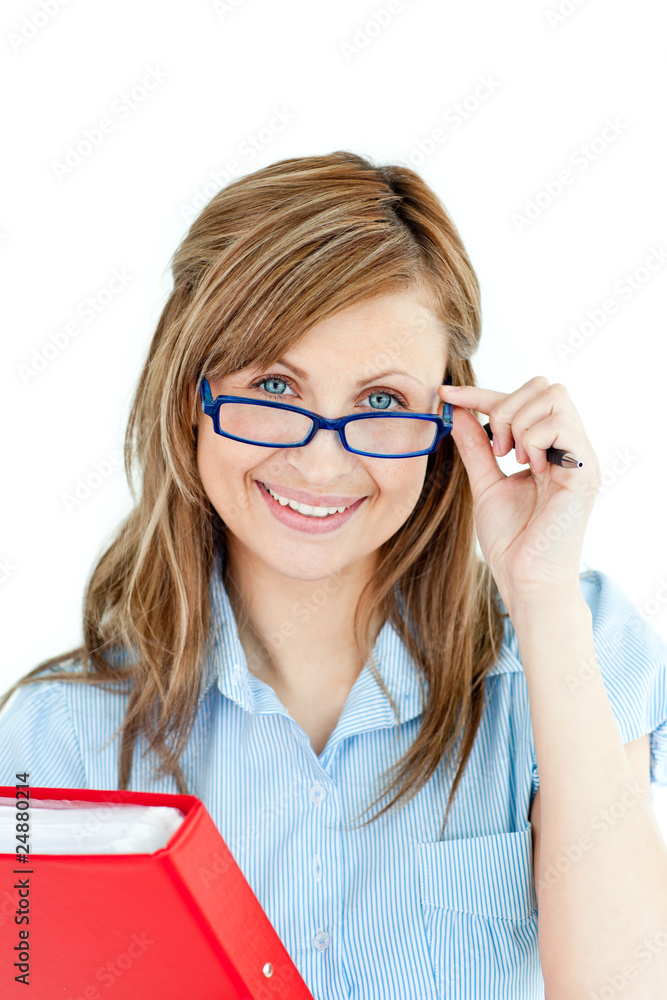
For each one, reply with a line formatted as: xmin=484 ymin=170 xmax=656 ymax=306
xmin=223 ymin=545 xmax=384 ymax=695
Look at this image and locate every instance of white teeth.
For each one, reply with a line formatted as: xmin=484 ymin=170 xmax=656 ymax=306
xmin=264 ymin=484 xmax=349 ymax=517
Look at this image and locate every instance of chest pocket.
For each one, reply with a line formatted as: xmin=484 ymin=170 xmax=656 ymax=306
xmin=417 ymin=826 xmax=544 ymax=999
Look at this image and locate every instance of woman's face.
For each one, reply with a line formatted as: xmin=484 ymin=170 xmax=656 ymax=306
xmin=196 ymin=288 xmax=449 ymax=585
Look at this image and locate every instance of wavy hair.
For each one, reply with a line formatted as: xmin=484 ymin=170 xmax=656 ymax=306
xmin=1 ymin=151 xmax=506 ymax=840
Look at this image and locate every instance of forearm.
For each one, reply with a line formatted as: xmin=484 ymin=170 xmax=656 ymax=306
xmin=511 ymin=589 xmax=667 ymax=999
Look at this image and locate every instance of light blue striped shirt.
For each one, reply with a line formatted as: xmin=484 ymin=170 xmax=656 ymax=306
xmin=2 ymin=551 xmax=667 ymax=999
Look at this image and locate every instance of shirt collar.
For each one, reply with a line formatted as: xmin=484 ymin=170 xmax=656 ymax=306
xmin=106 ymin=554 xmax=520 ymax=719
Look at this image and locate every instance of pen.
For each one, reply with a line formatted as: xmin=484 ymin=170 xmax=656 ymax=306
xmin=482 ymin=422 xmax=584 ymax=469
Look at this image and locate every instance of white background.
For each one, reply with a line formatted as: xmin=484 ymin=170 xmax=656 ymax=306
xmin=1 ymin=0 xmax=666 ymax=827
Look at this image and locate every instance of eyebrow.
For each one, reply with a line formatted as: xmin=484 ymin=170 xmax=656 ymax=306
xmin=265 ymin=357 xmax=425 ymax=388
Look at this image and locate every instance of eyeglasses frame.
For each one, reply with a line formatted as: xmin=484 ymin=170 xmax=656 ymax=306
xmin=198 ymin=375 xmax=454 ymax=459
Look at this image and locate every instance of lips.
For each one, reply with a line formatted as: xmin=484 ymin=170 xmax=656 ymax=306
xmin=257 ymin=480 xmax=365 ymax=508
xmin=256 ymin=479 xmax=366 ymax=534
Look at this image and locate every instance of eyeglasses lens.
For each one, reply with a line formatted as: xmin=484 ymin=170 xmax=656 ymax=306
xmin=216 ymin=402 xmax=437 ymax=455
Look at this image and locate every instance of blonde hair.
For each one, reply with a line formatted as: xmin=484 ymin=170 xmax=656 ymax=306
xmin=1 ymin=151 xmax=506 ymax=840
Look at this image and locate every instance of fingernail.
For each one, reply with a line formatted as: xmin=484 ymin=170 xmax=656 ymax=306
xmin=442 ymin=384 xmax=462 ymax=391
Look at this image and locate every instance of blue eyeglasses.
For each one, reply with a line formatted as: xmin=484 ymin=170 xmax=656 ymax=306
xmin=199 ymin=376 xmax=454 ymax=459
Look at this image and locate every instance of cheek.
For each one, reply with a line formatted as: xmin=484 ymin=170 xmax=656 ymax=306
xmin=196 ymin=425 xmax=218 ymax=491
xmin=196 ymin=433 xmax=268 ymax=521
xmin=196 ymin=432 xmax=235 ymax=500
xmin=374 ymin=461 xmax=427 ymax=524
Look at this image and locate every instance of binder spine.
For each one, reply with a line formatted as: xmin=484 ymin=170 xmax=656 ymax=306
xmin=160 ymin=802 xmax=314 ymax=999
xmin=157 ymin=846 xmax=252 ymax=997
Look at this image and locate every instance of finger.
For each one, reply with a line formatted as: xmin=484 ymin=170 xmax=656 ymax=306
xmin=521 ymin=413 xmax=595 ymax=478
xmin=439 ymin=376 xmax=553 ymax=458
xmin=493 ymin=382 xmax=582 ymax=465
xmin=485 ymin=376 xmax=557 ymax=456
xmin=438 ymin=384 xmax=509 ymax=418
xmin=520 ymin=414 xmax=564 ymax=473
xmin=448 ymin=403 xmax=507 ymax=504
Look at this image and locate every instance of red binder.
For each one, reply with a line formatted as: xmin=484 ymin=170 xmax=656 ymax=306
xmin=0 ymin=784 xmax=316 ymax=1000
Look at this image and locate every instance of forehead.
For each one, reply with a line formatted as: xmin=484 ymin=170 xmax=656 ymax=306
xmin=286 ymin=290 xmax=448 ymax=369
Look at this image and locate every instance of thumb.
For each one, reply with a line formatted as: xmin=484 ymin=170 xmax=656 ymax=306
xmin=443 ymin=399 xmax=506 ymax=503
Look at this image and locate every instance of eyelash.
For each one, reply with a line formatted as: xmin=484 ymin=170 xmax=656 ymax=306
xmin=248 ymin=374 xmax=409 ymax=409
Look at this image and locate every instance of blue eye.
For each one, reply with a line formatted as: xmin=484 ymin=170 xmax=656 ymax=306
xmin=248 ymin=374 xmax=408 ymax=410
xmin=249 ymin=376 xmax=295 ymax=397
xmin=367 ymin=392 xmax=393 ymax=410
xmin=359 ymin=389 xmax=409 ymax=411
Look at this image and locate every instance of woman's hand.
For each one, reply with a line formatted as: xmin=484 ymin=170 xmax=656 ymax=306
xmin=438 ymin=377 xmax=601 ymax=612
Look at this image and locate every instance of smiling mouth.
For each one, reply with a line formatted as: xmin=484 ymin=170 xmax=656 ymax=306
xmin=259 ymin=481 xmax=356 ymax=517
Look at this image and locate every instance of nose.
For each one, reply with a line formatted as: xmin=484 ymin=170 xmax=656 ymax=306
xmin=285 ymin=422 xmax=358 ymax=481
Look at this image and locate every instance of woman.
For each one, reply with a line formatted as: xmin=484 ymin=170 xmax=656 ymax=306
xmin=2 ymin=150 xmax=667 ymax=999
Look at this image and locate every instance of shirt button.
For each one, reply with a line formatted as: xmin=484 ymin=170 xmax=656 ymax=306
xmin=309 ymin=782 xmax=326 ymax=804
xmin=313 ymin=930 xmax=330 ymax=951
xmin=313 ymin=853 xmax=322 ymax=882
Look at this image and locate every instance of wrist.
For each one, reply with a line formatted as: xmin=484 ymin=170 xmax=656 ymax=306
xmin=505 ymin=589 xmax=597 ymax=689
xmin=503 ymin=583 xmax=591 ymax=631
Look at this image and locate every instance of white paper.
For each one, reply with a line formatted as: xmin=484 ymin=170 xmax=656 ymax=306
xmin=0 ymin=797 xmax=185 ymax=854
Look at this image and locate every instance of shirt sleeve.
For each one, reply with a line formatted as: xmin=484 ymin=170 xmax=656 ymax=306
xmin=530 ymin=570 xmax=667 ymax=796
xmin=0 ymin=678 xmax=87 ymax=789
